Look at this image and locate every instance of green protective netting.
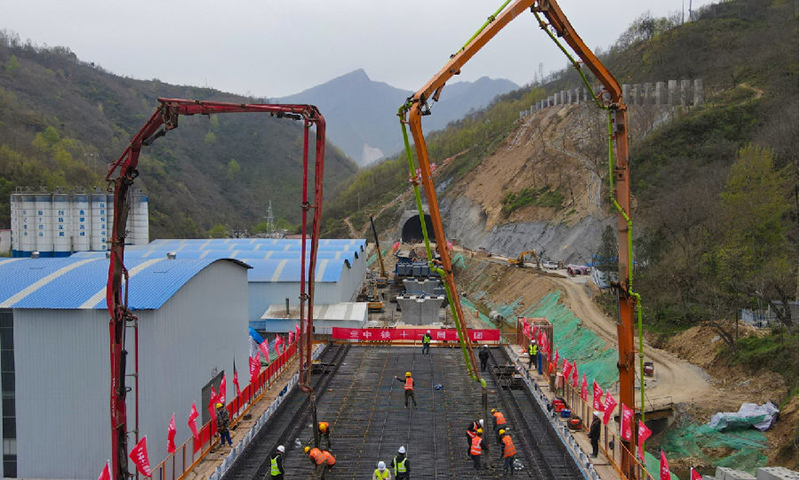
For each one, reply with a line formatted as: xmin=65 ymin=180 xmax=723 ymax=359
xmin=367 ymin=248 xmax=390 ymax=267
xmin=521 ymin=291 xmax=619 ymax=388
xmin=660 ymin=421 xmax=768 ymax=474
xmin=452 ymin=252 xmax=470 ymax=270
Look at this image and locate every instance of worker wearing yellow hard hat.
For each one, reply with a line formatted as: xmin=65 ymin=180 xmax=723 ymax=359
xmin=395 ymin=371 xmax=417 ymax=407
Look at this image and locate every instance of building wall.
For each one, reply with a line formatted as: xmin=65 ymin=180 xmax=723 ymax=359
xmin=13 ymin=260 xmax=249 ymax=479
xmin=246 ymin=256 xmax=366 ymax=323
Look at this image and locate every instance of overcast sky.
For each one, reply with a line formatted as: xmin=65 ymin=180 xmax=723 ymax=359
xmin=1 ymin=0 xmax=718 ymax=98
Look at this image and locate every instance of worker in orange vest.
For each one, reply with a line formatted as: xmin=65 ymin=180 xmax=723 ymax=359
xmin=465 ymin=419 xmax=484 ymax=459
xmin=491 ymin=408 xmax=507 ymax=433
xmin=469 ymin=428 xmax=489 ymax=471
xmin=394 ymin=371 xmax=417 ymax=407
xmin=499 ymin=429 xmax=517 ymax=475
xmin=305 ymin=446 xmax=336 ymax=478
xmin=318 ymin=421 xmax=332 ymax=449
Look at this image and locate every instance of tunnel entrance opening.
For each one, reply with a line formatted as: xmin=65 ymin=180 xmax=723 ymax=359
xmin=401 ymin=214 xmax=435 ymax=243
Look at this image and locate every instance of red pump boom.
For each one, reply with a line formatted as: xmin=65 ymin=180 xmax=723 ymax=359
xmin=105 ymin=99 xmax=326 ymax=479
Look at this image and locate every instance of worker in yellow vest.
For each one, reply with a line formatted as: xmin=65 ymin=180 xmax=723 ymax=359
xmin=269 ymin=445 xmax=285 ymax=479
xmin=394 ymin=371 xmax=417 ymax=407
xmin=499 ymin=429 xmax=517 ymax=475
xmin=528 ymin=340 xmax=538 ymax=369
xmin=392 ymin=446 xmax=410 ymax=479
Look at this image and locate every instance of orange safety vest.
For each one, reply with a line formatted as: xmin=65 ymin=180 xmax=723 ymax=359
xmin=466 ymin=429 xmax=477 ymax=439
xmin=404 ymin=377 xmax=414 ymax=391
xmin=318 ymin=450 xmax=336 ymax=466
xmin=493 ymin=411 xmax=507 ymax=426
xmin=308 ymin=448 xmax=323 ymax=463
xmin=470 ymin=436 xmax=482 ymax=456
xmin=319 ymin=421 xmax=329 ymax=433
xmin=502 ymin=435 xmax=517 ymax=458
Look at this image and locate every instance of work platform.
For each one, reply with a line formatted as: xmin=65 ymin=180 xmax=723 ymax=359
xmin=224 ymin=345 xmax=585 ymax=479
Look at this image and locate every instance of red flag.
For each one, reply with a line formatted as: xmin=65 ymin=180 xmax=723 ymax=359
xmin=276 ymin=335 xmax=285 ymax=355
xmin=249 ymin=355 xmax=260 ymax=385
xmin=219 ymin=374 xmax=227 ymax=405
xmin=554 ymin=349 xmax=560 ymax=368
xmin=129 ymin=436 xmax=152 ymax=477
xmin=258 ymin=340 xmax=270 ymax=362
xmin=562 ymin=360 xmax=572 ymax=380
xmin=295 ymin=323 xmax=300 ymax=343
xmin=637 ymin=420 xmax=652 ymax=462
xmin=602 ymin=390 xmax=617 ymax=425
xmin=233 ymin=360 xmax=241 ymax=396
xmin=289 ymin=331 xmax=294 ymax=345
xmin=592 ymin=381 xmax=603 ymax=410
xmin=620 ymin=403 xmax=634 ymax=441
xmin=572 ymin=364 xmax=578 ymax=388
xmin=690 ymin=468 xmax=703 ymax=480
xmin=580 ymin=373 xmax=588 ymax=402
xmin=208 ymin=386 xmax=218 ymax=423
xmin=167 ymin=413 xmax=176 ymax=454
xmin=188 ymin=403 xmax=200 ymax=452
xmin=97 ymin=461 xmax=111 ymax=480
xmin=660 ymin=451 xmax=671 ymax=480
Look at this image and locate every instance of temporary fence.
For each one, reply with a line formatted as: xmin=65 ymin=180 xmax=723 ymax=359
xmin=149 ymin=342 xmax=300 ymax=480
xmin=330 ymin=327 xmax=500 ymax=343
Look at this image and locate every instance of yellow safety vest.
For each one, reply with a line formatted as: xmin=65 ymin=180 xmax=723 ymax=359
xmin=394 ymin=456 xmax=407 ymax=474
xmin=270 ymin=455 xmax=282 ymax=475
xmin=374 ymin=468 xmax=391 ymax=479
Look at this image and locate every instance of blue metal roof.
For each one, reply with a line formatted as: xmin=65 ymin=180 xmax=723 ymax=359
xmin=245 ymin=258 xmax=344 ymax=283
xmin=0 ymin=257 xmax=249 ymax=310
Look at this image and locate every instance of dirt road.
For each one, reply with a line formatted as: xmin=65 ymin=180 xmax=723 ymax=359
xmin=549 ymin=275 xmax=715 ymax=406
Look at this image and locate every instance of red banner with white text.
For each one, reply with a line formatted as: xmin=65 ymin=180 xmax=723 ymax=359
xmin=331 ymin=327 xmax=500 ymax=343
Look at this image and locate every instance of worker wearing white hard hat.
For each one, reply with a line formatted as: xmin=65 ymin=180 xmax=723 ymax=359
xmin=589 ymin=411 xmax=602 ymax=457
xmin=393 ymin=445 xmax=410 ymax=479
xmin=373 ymin=460 xmax=391 ymax=479
xmin=270 ymin=445 xmax=285 ymax=478
xmin=422 ymin=330 xmax=432 ymax=355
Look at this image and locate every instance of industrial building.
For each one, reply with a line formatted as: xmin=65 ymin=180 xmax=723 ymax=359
xmin=9 ymin=189 xmax=149 ymax=257
xmin=0 ymin=256 xmax=250 ymax=478
xmin=74 ymin=238 xmax=369 ymax=332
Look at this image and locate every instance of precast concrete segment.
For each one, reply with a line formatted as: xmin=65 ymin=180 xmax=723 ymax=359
xmin=228 ymin=346 xmax=584 ymax=479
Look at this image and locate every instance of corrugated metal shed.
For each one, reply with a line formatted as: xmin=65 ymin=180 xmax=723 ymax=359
xmin=0 ymin=257 xmax=250 ymax=309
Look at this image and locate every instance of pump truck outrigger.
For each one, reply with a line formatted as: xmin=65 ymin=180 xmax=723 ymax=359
xmin=105 ymin=99 xmax=326 ymax=480
xmin=398 ymin=1 xmax=643 ymax=477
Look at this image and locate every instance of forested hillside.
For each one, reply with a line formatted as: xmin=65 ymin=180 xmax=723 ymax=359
xmin=323 ymin=0 xmax=798 ymax=386
xmin=0 ymin=31 xmax=358 ymax=239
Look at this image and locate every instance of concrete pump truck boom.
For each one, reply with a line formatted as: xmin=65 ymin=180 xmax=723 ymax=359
xmin=105 ymin=99 xmax=326 ymax=479
xmin=398 ymin=1 xmax=641 ymax=477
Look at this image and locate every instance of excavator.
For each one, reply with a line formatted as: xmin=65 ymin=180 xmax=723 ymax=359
xmin=507 ymin=250 xmax=541 ymax=268
xmin=398 ymin=1 xmax=641 ymax=477
xmin=104 ymin=99 xmax=326 ymax=480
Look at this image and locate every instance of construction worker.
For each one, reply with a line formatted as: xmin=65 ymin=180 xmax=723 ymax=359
xmin=392 ymin=446 xmax=410 ymax=479
xmin=470 ymin=428 xmax=489 ymax=471
xmin=499 ymin=429 xmax=517 ymax=475
xmin=394 ymin=371 xmax=417 ymax=407
xmin=491 ymin=408 xmax=507 ymax=432
xmin=528 ymin=340 xmax=538 ymax=369
xmin=465 ymin=419 xmax=483 ymax=459
xmin=270 ymin=445 xmax=285 ymax=479
xmin=373 ymin=460 xmax=392 ymax=480
xmin=421 ymin=330 xmax=432 ymax=355
xmin=305 ymin=446 xmax=336 ymax=478
xmin=479 ymin=345 xmax=490 ymax=371
xmin=215 ymin=403 xmax=233 ymax=447
xmin=589 ymin=411 xmax=602 ymax=458
xmin=318 ymin=421 xmax=332 ymax=449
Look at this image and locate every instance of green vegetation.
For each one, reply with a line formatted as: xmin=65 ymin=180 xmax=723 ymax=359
xmin=722 ymin=330 xmax=800 ymax=393
xmin=0 ymin=31 xmax=357 ymax=238
xmin=500 ymin=186 xmax=564 ymax=217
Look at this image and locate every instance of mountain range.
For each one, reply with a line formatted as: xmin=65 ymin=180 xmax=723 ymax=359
xmin=277 ymin=69 xmax=518 ymax=165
